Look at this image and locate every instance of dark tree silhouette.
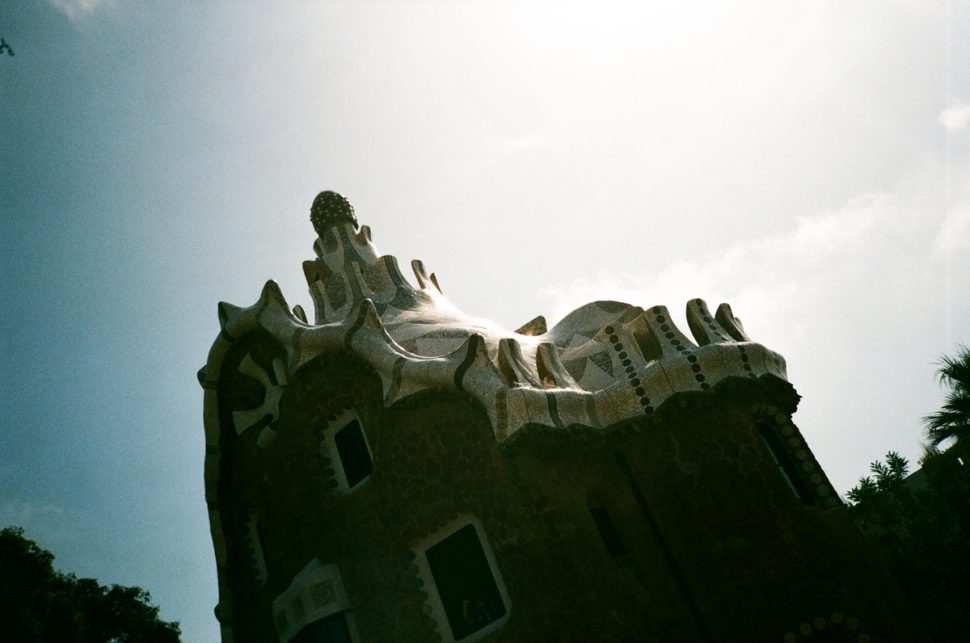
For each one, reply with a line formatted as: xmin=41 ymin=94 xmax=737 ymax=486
xmin=923 ymin=345 xmax=970 ymax=447
xmin=0 ymin=526 xmax=181 ymax=643
xmin=845 ymin=354 xmax=970 ymax=643
xmin=847 ymin=450 xmax=909 ymax=503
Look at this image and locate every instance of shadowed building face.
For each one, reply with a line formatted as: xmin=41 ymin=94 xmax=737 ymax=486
xmin=199 ymin=193 xmax=928 ymax=643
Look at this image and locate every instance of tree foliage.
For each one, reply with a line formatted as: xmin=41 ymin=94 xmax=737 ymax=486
xmin=0 ymin=526 xmax=182 ymax=643
xmin=845 ymin=357 xmax=970 ymax=643
xmin=923 ymin=344 xmax=970 ymax=447
xmin=847 ymin=451 xmax=909 ymax=503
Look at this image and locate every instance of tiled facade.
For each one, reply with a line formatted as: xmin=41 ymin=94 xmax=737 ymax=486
xmin=199 ymin=192 xmax=925 ymax=642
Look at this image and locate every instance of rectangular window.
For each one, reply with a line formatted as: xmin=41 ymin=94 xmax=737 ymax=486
xmin=756 ymin=422 xmax=812 ymax=503
xmin=335 ymin=419 xmax=373 ymax=489
xmin=425 ymin=523 xmax=508 ymax=641
xmin=589 ymin=507 xmax=626 ymax=556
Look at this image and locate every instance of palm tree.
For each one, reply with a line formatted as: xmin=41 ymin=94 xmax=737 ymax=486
xmin=923 ymin=345 xmax=970 ymax=447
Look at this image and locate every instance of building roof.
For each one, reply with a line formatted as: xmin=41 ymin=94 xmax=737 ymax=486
xmin=199 ymin=192 xmax=789 ymax=446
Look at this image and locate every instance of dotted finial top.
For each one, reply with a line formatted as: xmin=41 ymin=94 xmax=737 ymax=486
xmin=310 ymin=191 xmax=358 ymax=235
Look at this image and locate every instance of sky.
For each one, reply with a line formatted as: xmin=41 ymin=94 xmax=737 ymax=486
xmin=1 ymin=1 xmax=968 ymax=641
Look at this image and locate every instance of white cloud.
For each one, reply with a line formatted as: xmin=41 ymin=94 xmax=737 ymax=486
xmin=939 ymin=100 xmax=970 ymax=132
xmin=933 ymin=203 xmax=970 ymax=257
xmin=47 ymin=0 xmax=114 ymax=21
xmin=540 ymin=193 xmax=897 ymax=335
xmin=539 ymin=176 xmax=969 ymax=494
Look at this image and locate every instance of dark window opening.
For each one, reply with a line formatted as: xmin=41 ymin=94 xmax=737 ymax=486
xmin=335 ymin=420 xmax=372 ymax=488
xmin=291 ymin=612 xmax=352 ymax=643
xmin=589 ymin=507 xmax=627 ymax=556
xmin=756 ymin=422 xmax=813 ymax=504
xmin=256 ymin=520 xmax=270 ymax=576
xmin=426 ymin=524 xmax=507 ymax=640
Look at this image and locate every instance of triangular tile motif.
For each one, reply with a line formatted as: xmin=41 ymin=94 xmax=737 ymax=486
xmin=588 ymin=351 xmax=613 ymax=376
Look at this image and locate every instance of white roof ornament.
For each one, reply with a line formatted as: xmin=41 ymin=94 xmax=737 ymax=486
xmin=201 ymin=191 xmax=788 ymax=442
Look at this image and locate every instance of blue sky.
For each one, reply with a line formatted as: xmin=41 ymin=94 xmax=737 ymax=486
xmin=2 ymin=1 xmax=969 ymax=641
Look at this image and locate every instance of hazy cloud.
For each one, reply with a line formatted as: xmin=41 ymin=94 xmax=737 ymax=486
xmin=539 ymin=168 xmax=968 ymax=494
xmin=1 ymin=498 xmax=67 ymax=533
xmin=47 ymin=0 xmax=114 ymax=21
xmin=540 ymin=192 xmax=898 ymax=335
xmin=933 ymin=203 xmax=970 ymax=257
xmin=939 ymin=100 xmax=970 ymax=132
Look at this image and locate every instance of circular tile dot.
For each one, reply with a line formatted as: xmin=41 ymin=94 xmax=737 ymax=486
xmin=741 ymin=354 xmax=749 ymax=362
xmin=660 ymin=324 xmax=670 ymax=331
xmin=800 ymin=623 xmax=812 ymax=636
xmin=626 ymin=366 xmax=635 ymax=374
xmin=831 ymin=611 xmax=844 ymax=624
xmin=795 ymin=449 xmax=808 ymax=461
xmin=801 ymin=461 xmax=813 ymax=472
xmin=652 ymin=306 xmax=661 ymax=314
xmin=738 ymin=345 xmax=747 ymax=352
xmin=788 ymin=437 xmax=800 ymax=447
xmin=783 ymin=633 xmax=797 ymax=643
xmin=605 ymin=326 xmax=615 ymax=334
xmin=639 ymin=396 xmax=650 ymax=405
xmin=691 ymin=364 xmax=701 ymax=373
xmin=664 ymin=332 xmax=674 ymax=339
xmin=816 ymin=485 xmax=830 ymax=496
xmin=618 ymin=351 xmax=628 ymax=359
xmin=676 ymin=346 xmax=687 ymax=352
xmin=814 ymin=616 xmax=826 ymax=630
xmin=846 ymin=617 xmax=858 ymax=631
xmin=609 ymin=334 xmax=619 ymax=342
xmin=687 ymin=355 xmax=698 ymax=363
xmin=655 ymin=314 xmax=665 ymax=322
xmin=671 ymin=339 xmax=681 ymax=346
xmin=635 ymin=387 xmax=645 ymax=396
xmin=644 ymin=405 xmax=654 ymax=413
xmin=695 ymin=374 xmax=705 ymax=382
xmin=810 ymin=473 xmax=822 ymax=484
xmin=631 ymin=378 xmax=641 ymax=387
xmin=614 ymin=343 xmax=623 ymax=351
xmin=781 ymin=425 xmax=794 ymax=436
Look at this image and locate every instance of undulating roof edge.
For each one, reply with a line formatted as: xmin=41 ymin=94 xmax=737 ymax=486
xmin=198 ymin=192 xmax=789 ymax=446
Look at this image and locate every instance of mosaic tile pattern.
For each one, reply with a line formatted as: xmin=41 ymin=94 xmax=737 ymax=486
xmin=196 ymin=192 xmax=822 ymax=641
xmin=204 ymin=192 xmax=790 ymax=445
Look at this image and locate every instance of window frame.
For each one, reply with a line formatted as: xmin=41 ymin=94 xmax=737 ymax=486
xmin=272 ymin=560 xmax=360 ymax=643
xmin=411 ymin=515 xmax=511 ymax=643
xmin=319 ymin=407 xmax=374 ymax=494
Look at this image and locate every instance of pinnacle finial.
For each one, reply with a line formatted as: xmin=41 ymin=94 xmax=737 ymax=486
xmin=310 ymin=191 xmax=358 ymax=236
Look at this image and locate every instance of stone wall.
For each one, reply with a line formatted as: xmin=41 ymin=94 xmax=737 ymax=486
xmin=215 ymin=342 xmax=925 ymax=642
